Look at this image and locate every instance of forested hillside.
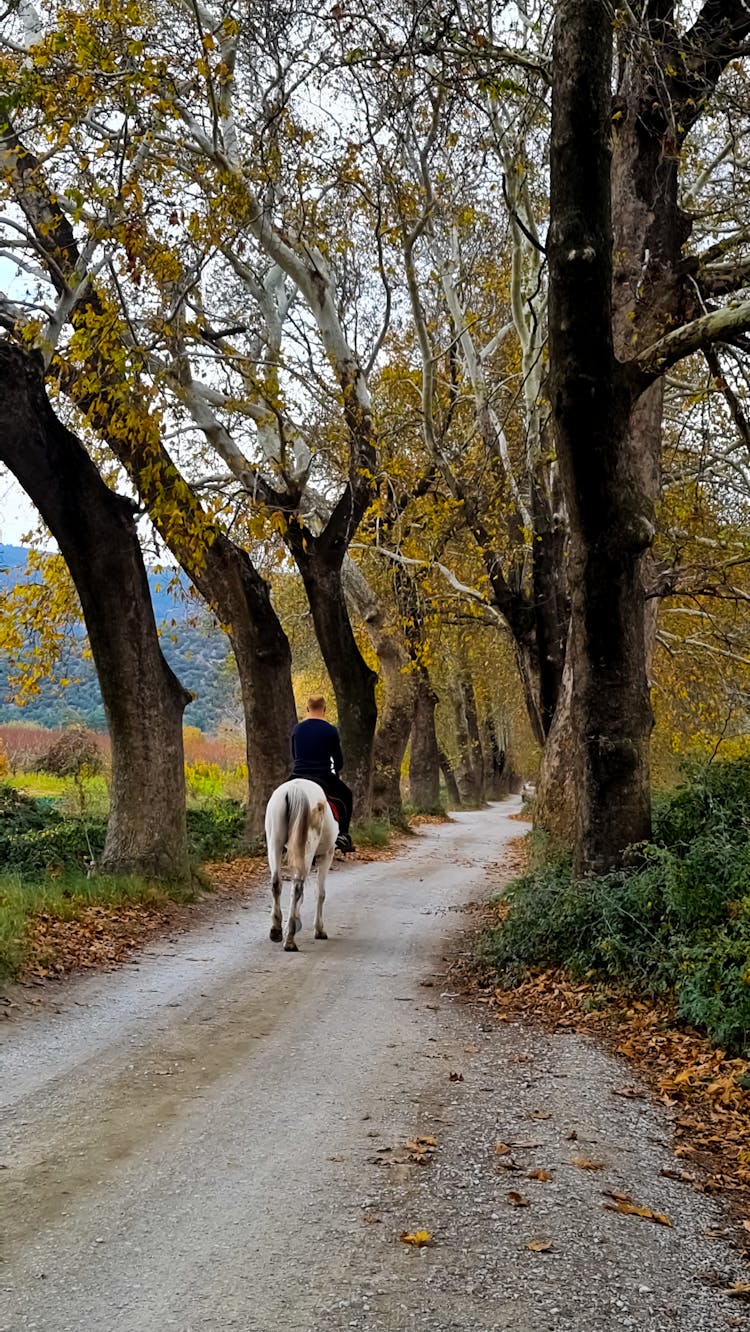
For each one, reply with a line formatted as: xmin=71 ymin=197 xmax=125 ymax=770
xmin=0 ymin=545 xmax=234 ymax=732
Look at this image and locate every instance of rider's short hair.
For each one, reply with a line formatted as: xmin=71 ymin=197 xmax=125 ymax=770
xmin=307 ymin=694 xmax=326 ymax=712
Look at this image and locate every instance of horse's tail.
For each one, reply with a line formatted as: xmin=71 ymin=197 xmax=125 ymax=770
xmin=285 ymin=784 xmax=325 ymax=879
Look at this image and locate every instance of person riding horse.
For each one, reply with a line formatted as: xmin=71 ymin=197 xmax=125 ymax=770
xmin=290 ymin=695 xmax=354 ymax=853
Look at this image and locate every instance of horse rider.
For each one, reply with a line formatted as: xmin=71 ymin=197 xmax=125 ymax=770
xmin=290 ymin=694 xmax=355 ymax=853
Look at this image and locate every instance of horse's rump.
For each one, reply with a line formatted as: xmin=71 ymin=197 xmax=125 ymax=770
xmin=284 ymin=781 xmax=326 ymax=878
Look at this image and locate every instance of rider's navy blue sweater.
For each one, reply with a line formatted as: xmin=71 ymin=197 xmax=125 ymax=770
xmin=290 ymin=718 xmax=344 ymax=779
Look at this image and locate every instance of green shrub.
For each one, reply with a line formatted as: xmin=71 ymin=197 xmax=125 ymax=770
xmin=185 ymin=800 xmax=245 ymax=860
xmin=0 ymin=781 xmax=247 ymax=867
xmin=0 ymin=781 xmax=58 ymax=834
xmin=486 ymin=757 xmax=750 ymax=1054
xmin=0 ymin=818 xmax=106 ymax=872
xmin=678 ymin=926 xmax=750 ymax=1052
xmin=0 ymin=783 xmax=105 ymax=872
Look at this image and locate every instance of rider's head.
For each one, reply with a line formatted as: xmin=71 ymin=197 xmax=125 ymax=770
xmin=306 ymin=694 xmax=326 ymax=717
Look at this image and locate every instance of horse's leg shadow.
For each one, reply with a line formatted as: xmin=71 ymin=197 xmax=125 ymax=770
xmin=270 ymin=873 xmax=283 ymax=942
xmin=284 ymin=880 xmax=304 ymax=951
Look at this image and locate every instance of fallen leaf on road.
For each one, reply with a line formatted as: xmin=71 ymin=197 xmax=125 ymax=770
xmin=511 ymin=1139 xmax=543 ymax=1149
xmin=464 ymin=1045 xmax=480 ymax=1054
xmin=405 ymin=1135 xmax=438 ymax=1164
xmin=362 ymin=1211 xmax=381 ymax=1225
xmin=400 ymin=1229 xmax=432 ymax=1246
xmin=603 ymin=1191 xmax=672 ymax=1226
xmin=507 ymin=1191 xmax=530 ymax=1207
xmin=725 ymin=1283 xmax=750 ymax=1301
xmin=660 ymin=1167 xmax=695 ymax=1184
xmin=449 ymin=1071 xmax=464 ymax=1082
xmin=527 ymin=1168 xmax=553 ymax=1181
xmin=527 ymin=1110 xmax=551 ymax=1121
xmin=495 ymin=1142 xmax=511 ymax=1155
xmin=571 ymin=1157 xmax=606 ymax=1171
xmin=526 ymin=1239 xmax=553 ymax=1252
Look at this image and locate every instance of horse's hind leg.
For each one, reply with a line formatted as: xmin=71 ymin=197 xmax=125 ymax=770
xmin=314 ymin=849 xmax=334 ymax=940
xmin=284 ymin=879 xmax=304 ymax=951
xmin=268 ymin=822 xmax=285 ymax=943
xmin=270 ymin=873 xmax=283 ymax=942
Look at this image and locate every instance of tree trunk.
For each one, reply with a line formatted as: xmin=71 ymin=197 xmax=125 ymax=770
xmin=549 ymin=0 xmax=653 ymax=873
xmin=0 ymin=345 xmax=191 ymax=878
xmin=462 ymin=676 xmax=486 ymax=803
xmin=529 ymin=462 xmax=569 ymax=736
xmin=483 ymin=715 xmax=509 ymax=800
xmin=409 ymin=669 xmax=441 ymax=813
xmin=63 ymin=366 xmax=296 ymax=844
xmin=191 ymin=538 xmax=296 ymax=841
xmin=535 ymin=647 xmax=577 ymax=843
xmin=288 ymin=536 xmax=377 ymax=816
xmin=342 ymin=559 xmax=412 ymax=822
xmin=451 ymin=679 xmax=484 ymax=806
xmin=438 ymin=749 xmax=461 ymax=807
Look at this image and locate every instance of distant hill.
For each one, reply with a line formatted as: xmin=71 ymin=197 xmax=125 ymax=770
xmin=0 ymin=545 xmax=235 ymax=733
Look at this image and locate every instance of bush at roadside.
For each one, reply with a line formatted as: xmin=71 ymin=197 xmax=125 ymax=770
xmin=0 ymin=783 xmax=245 ymax=872
xmin=486 ymin=758 xmax=750 ymax=1055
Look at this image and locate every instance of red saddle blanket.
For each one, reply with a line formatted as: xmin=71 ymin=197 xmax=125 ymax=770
xmin=326 ymin=795 xmax=343 ymax=826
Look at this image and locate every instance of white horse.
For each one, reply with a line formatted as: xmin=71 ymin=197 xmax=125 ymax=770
xmin=264 ymin=778 xmax=338 ymax=951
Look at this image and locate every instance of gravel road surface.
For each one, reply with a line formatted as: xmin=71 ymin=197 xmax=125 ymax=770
xmin=1 ymin=800 xmax=748 ymax=1332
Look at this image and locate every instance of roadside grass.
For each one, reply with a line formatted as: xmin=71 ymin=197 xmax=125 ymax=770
xmin=482 ymin=757 xmax=750 ymax=1055
xmin=0 ymin=868 xmax=200 ymax=982
xmin=352 ymin=815 xmax=399 ymax=847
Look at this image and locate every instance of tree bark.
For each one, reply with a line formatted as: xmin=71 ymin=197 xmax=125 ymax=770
xmin=190 ymin=538 xmax=296 ymax=840
xmin=537 ymin=0 xmax=750 ymax=857
xmin=342 ymin=559 xmax=412 ymax=822
xmin=438 ymin=748 xmax=461 ymax=807
xmin=483 ymin=714 xmax=510 ymax=800
xmin=535 ymin=647 xmax=577 ymax=842
xmin=0 ymin=344 xmax=191 ymax=878
xmin=462 ymin=675 xmax=486 ymax=804
xmin=451 ymin=678 xmax=484 ymax=806
xmin=409 ymin=669 xmax=441 ymax=813
xmin=287 ymin=532 xmax=377 ymax=816
xmin=549 ymin=0 xmax=653 ymax=873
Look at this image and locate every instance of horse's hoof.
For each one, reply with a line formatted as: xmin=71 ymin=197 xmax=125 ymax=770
xmin=284 ymin=940 xmax=298 ymax=952
xmin=315 ymin=929 xmax=328 ymax=940
xmin=292 ymin=917 xmax=302 ymax=935
xmin=270 ymin=926 xmax=283 ymax=942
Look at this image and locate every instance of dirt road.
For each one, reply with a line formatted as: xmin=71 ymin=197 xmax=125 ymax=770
xmin=1 ymin=802 xmax=748 ymax=1332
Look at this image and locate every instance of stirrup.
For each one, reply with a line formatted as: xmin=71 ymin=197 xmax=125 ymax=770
xmin=335 ymin=832 xmax=354 ymax=853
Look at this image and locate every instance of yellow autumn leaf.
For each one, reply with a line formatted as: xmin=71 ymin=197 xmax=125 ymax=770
xmin=603 ymin=1192 xmax=672 ymax=1227
xmin=400 ymin=1229 xmax=432 ymax=1246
